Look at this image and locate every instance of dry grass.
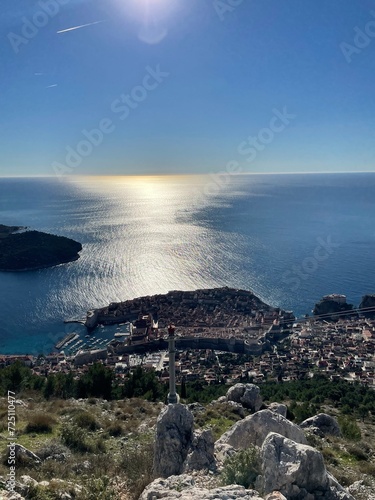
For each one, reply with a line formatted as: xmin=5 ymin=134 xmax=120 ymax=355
xmin=25 ymin=413 xmax=56 ymax=434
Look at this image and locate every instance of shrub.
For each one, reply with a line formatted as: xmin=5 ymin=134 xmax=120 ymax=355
xmin=107 ymin=423 xmax=123 ymax=437
xmin=73 ymin=411 xmax=99 ymax=431
xmin=358 ymin=460 xmax=375 ymax=476
xmin=221 ymin=447 xmax=260 ymax=489
xmin=27 ymin=485 xmax=57 ymax=500
xmin=121 ymin=442 xmax=154 ymax=500
xmin=321 ymin=447 xmax=339 ymax=466
xmin=25 ymin=413 xmax=56 ymax=433
xmin=337 ymin=416 xmax=361 ymax=441
xmin=346 ymin=443 xmax=368 ymax=461
xmin=76 ymin=476 xmax=115 ymax=500
xmin=204 ymin=417 xmax=235 ymax=440
xmin=60 ymin=423 xmax=94 ymax=453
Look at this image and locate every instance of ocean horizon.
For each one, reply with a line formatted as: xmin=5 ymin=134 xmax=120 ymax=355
xmin=1 ymin=172 xmax=375 ymax=355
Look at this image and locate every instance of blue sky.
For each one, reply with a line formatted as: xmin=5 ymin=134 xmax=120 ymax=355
xmin=1 ymin=0 xmax=375 ymax=176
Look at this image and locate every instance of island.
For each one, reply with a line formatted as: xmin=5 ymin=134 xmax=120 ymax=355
xmin=0 ymin=224 xmax=82 ymax=271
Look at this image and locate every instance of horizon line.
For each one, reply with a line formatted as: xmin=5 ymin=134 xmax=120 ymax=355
xmin=1 ymin=170 xmax=375 ymax=179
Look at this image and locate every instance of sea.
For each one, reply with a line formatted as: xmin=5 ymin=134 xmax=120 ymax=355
xmin=1 ymin=173 xmax=375 ymax=355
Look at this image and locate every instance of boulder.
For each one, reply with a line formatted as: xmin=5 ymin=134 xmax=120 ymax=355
xmin=300 ymin=413 xmax=341 ymax=437
xmin=14 ymin=444 xmax=41 ymax=464
xmin=267 ymin=403 xmax=287 ymax=418
xmin=260 ymin=432 xmax=329 ymax=497
xmin=153 ymin=404 xmax=194 ymax=478
xmin=260 ymin=433 xmax=355 ymax=500
xmin=226 ymin=383 xmax=262 ymax=412
xmin=216 ymin=410 xmax=307 ymax=449
xmin=139 ymin=474 xmax=264 ymax=500
xmin=183 ymin=429 xmax=216 ymax=472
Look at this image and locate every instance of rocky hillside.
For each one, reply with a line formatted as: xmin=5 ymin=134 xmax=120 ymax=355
xmin=1 ymin=385 xmax=375 ymax=499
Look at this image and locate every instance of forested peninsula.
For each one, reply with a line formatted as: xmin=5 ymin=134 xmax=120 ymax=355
xmin=0 ymin=224 xmax=82 ymax=271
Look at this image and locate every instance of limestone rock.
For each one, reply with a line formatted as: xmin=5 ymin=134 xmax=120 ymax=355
xmin=226 ymin=400 xmax=247 ymax=417
xmin=348 ymin=479 xmax=375 ymax=500
xmin=153 ymin=404 xmax=194 ymax=478
xmin=183 ymin=429 xmax=216 ymax=472
xmin=139 ymin=474 xmax=264 ymax=500
xmin=300 ymin=413 xmax=341 ymax=437
xmin=260 ymin=433 xmax=354 ymax=499
xmin=226 ymin=383 xmax=262 ymax=412
xmin=1 ymin=492 xmax=25 ymax=500
xmin=214 ymin=442 xmax=237 ymax=466
xmin=261 ymin=432 xmax=329 ymax=497
xmin=19 ymin=475 xmax=38 ymax=488
xmin=264 ymin=493 xmax=287 ymax=500
xmin=326 ymin=473 xmax=356 ymax=500
xmin=216 ymin=409 xmax=307 ymax=449
xmin=267 ymin=403 xmax=287 ymax=418
xmin=14 ymin=444 xmax=41 ymax=464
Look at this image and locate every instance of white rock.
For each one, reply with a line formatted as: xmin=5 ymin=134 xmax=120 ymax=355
xmin=259 ymin=433 xmax=355 ymax=499
xmin=19 ymin=476 xmax=38 ymax=488
xmin=153 ymin=404 xmax=194 ymax=478
xmin=300 ymin=413 xmax=341 ymax=437
xmin=183 ymin=429 xmax=216 ymax=472
xmin=226 ymin=384 xmax=262 ymax=412
xmin=264 ymin=492 xmax=287 ymax=500
xmin=267 ymin=403 xmax=287 ymax=418
xmin=216 ymin=409 xmax=307 ymax=449
xmin=348 ymin=479 xmax=375 ymax=500
xmin=260 ymin=432 xmax=329 ymax=497
xmin=139 ymin=474 xmax=264 ymax=500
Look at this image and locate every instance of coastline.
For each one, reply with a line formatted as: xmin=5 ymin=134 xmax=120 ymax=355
xmin=0 ymin=254 xmax=81 ymax=273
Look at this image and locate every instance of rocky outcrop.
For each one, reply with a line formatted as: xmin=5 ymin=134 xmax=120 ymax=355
xmin=260 ymin=432 xmax=329 ymax=497
xmin=14 ymin=444 xmax=41 ymax=464
xmin=300 ymin=413 xmax=341 ymax=437
xmin=259 ymin=433 xmax=354 ymax=500
xmin=216 ymin=409 xmax=307 ymax=449
xmin=313 ymin=299 xmax=354 ymax=320
xmin=226 ymin=384 xmax=263 ymax=412
xmin=214 ymin=442 xmax=237 ymax=468
xmin=153 ymin=404 xmax=194 ymax=478
xmin=267 ymin=403 xmax=287 ymax=418
xmin=348 ymin=479 xmax=375 ymax=500
xmin=183 ymin=429 xmax=216 ymax=472
xmin=139 ymin=474 xmax=264 ymax=500
xmin=359 ymin=294 xmax=375 ymax=318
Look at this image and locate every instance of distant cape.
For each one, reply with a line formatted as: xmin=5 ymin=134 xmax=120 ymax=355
xmin=0 ymin=225 xmax=82 ymax=271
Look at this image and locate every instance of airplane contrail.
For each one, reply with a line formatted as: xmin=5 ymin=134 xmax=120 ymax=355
xmin=46 ymin=84 xmax=58 ymax=88
xmin=57 ymin=20 xmax=105 ymax=34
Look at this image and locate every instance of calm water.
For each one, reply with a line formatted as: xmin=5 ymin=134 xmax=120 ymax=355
xmin=1 ymin=173 xmax=375 ymax=354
